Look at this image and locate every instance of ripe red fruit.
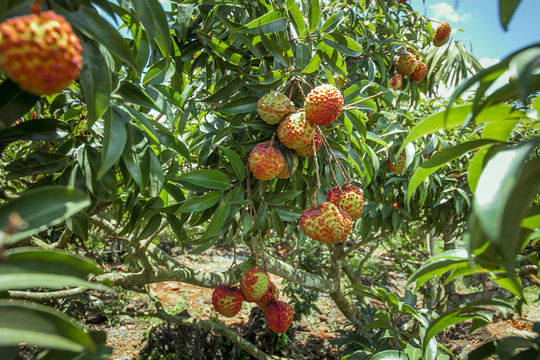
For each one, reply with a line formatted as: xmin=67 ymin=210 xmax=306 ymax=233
xmin=295 ymin=132 xmax=323 ymax=157
xmin=300 ymin=202 xmax=353 ymax=244
xmin=257 ymin=92 xmax=295 ymax=125
xmin=248 ymin=142 xmax=285 ymax=181
xmin=326 ymin=185 xmax=365 ymax=220
xmin=409 ymin=60 xmax=427 ymax=82
xmin=395 ymin=53 xmax=417 ymax=76
xmin=265 ymin=301 xmax=294 ymax=334
xmin=0 ymin=11 xmax=83 ymax=95
xmin=304 ymin=84 xmax=344 ymax=126
xmin=387 ymin=153 xmax=406 ymax=174
xmin=433 ymin=22 xmax=451 ymax=47
xmin=277 ymin=111 xmax=315 ymax=150
xmin=241 ymin=268 xmax=270 ymax=302
xmin=257 ymin=282 xmax=279 ymax=311
xmin=390 ymin=74 xmax=403 ymax=90
xmin=212 ymin=285 xmax=244 ymax=317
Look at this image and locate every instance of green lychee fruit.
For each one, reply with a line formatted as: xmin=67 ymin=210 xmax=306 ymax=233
xmin=248 ymin=142 xmax=285 ymax=181
xmin=295 ymin=132 xmax=323 ymax=157
xmin=395 ymin=53 xmax=417 ymax=76
xmin=300 ymin=202 xmax=353 ymax=244
xmin=304 ymin=84 xmax=344 ymax=126
xmin=257 ymin=282 xmax=279 ymax=311
xmin=241 ymin=268 xmax=270 ymax=302
xmin=277 ymin=111 xmax=316 ymax=150
xmin=326 ymin=185 xmax=365 ymax=220
xmin=212 ymin=285 xmax=244 ymax=317
xmin=0 ymin=11 xmax=83 ymax=95
xmin=265 ymin=300 xmax=294 ymax=334
xmin=257 ymin=92 xmax=295 ymax=125
xmin=387 ymin=153 xmax=406 ymax=174
xmin=277 ymin=152 xmax=298 ymax=179
xmin=409 ymin=60 xmax=427 ymax=82
xmin=390 ymin=74 xmax=403 ymax=90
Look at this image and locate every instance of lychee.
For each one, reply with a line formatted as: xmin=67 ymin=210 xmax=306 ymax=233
xmin=433 ymin=22 xmax=451 ymax=47
xmin=395 ymin=53 xmax=417 ymax=76
xmin=300 ymin=202 xmax=353 ymax=244
xmin=304 ymin=84 xmax=344 ymax=126
xmin=257 ymin=92 xmax=295 ymax=125
xmin=326 ymin=185 xmax=365 ymax=220
xmin=295 ymin=132 xmax=323 ymax=157
xmin=0 ymin=11 xmax=83 ymax=95
xmin=248 ymin=142 xmax=285 ymax=181
xmin=277 ymin=152 xmax=298 ymax=179
xmin=265 ymin=300 xmax=294 ymax=334
xmin=409 ymin=60 xmax=427 ymax=82
xmin=257 ymin=282 xmax=279 ymax=311
xmin=387 ymin=153 xmax=406 ymax=174
xmin=212 ymin=285 xmax=244 ymax=317
xmin=241 ymin=268 xmax=270 ymax=302
xmin=390 ymin=74 xmax=403 ymax=90
xmin=277 ymin=111 xmax=316 ymax=150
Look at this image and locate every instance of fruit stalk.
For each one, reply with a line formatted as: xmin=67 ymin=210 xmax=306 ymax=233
xmin=317 ymin=127 xmax=351 ymax=184
xmin=31 ymin=0 xmax=42 ymax=14
xmin=311 ymin=136 xmax=321 ymax=209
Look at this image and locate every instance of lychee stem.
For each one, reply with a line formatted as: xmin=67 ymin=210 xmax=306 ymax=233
xmin=311 ymin=136 xmax=320 ymax=209
xmin=317 ymin=127 xmax=350 ymax=184
xmin=342 ymin=91 xmax=384 ymax=111
xmin=31 ymin=0 xmax=42 ymax=14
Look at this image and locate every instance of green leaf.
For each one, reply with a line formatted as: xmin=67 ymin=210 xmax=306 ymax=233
xmin=197 ymin=32 xmax=249 ymax=67
xmin=320 ymin=11 xmax=344 ymax=33
xmin=0 ymin=79 xmax=39 ymax=131
xmin=0 ymin=187 xmax=91 ymax=244
xmin=200 ymin=194 xmax=232 ymax=241
xmin=177 ymin=169 xmax=232 ymax=190
xmin=258 ymin=31 xmax=293 ymax=68
xmin=0 ymin=300 xmax=95 ymax=352
xmin=370 ymin=350 xmax=408 ymax=359
xmin=218 ymin=146 xmax=246 ymax=181
xmin=217 ymin=96 xmax=259 ymax=114
xmin=266 ymin=190 xmax=303 ymax=204
xmin=490 ymin=276 xmax=523 ymax=298
xmin=142 ymin=58 xmax=177 ymax=86
xmin=148 ymin=150 xmax=165 ymax=198
xmin=499 ymin=0 xmax=522 ymax=30
xmin=308 ymin=0 xmax=320 ymax=33
xmin=0 ymin=248 xmax=107 ymax=291
xmin=122 ymin=125 xmax=150 ymax=190
xmin=0 ymin=119 xmax=70 ymax=141
xmin=177 ymin=192 xmax=222 ymax=213
xmin=407 ymin=140 xmax=501 ymax=204
xmin=79 ymin=39 xmax=111 ymax=125
xmin=131 ymin=0 xmax=172 ymax=57
xmin=232 ymin=9 xmax=287 ymax=34
xmin=53 ymin=5 xmax=138 ymax=70
xmin=322 ymin=32 xmax=363 ymax=56
xmin=5 ymin=152 xmax=68 ymax=179
xmin=98 ymin=108 xmax=127 ymax=179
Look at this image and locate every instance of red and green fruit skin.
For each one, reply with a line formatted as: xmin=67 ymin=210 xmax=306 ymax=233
xmin=257 ymin=92 xmax=295 ymax=125
xmin=265 ymin=300 xmax=294 ymax=334
xmin=304 ymin=84 xmax=344 ymax=126
xmin=433 ymin=22 xmax=451 ymax=47
xmin=409 ymin=60 xmax=427 ymax=82
xmin=387 ymin=153 xmax=406 ymax=174
xmin=241 ymin=268 xmax=270 ymax=302
xmin=326 ymin=185 xmax=365 ymax=220
xmin=390 ymin=74 xmax=403 ymax=90
xmin=0 ymin=10 xmax=83 ymax=95
xmin=277 ymin=111 xmax=315 ymax=150
xmin=257 ymin=282 xmax=279 ymax=311
xmin=248 ymin=142 xmax=285 ymax=181
xmin=296 ymin=132 xmax=322 ymax=157
xmin=300 ymin=202 xmax=353 ymax=244
xmin=395 ymin=53 xmax=417 ymax=76
xmin=212 ymin=285 xmax=245 ymax=317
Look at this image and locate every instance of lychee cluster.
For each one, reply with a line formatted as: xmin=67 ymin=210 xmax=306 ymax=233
xmin=0 ymin=10 xmax=83 ymax=95
xmin=433 ymin=22 xmax=451 ymax=47
xmin=211 ymin=268 xmax=294 ymax=334
xmin=394 ymin=52 xmax=427 ymax=84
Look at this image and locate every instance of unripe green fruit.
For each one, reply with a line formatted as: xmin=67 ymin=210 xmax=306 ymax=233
xmin=257 ymin=92 xmax=295 ymax=125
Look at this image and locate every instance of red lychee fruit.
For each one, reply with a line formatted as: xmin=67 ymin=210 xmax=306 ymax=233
xmin=395 ymin=53 xmax=417 ymax=76
xmin=304 ymin=84 xmax=344 ymax=126
xmin=241 ymin=268 xmax=270 ymax=302
xmin=0 ymin=11 xmax=83 ymax=95
xmin=248 ymin=142 xmax=285 ymax=181
xmin=257 ymin=92 xmax=295 ymax=125
xmin=390 ymin=74 xmax=403 ymax=90
xmin=409 ymin=60 xmax=427 ymax=82
xmin=300 ymin=202 xmax=353 ymax=244
xmin=387 ymin=153 xmax=406 ymax=174
xmin=295 ymin=132 xmax=323 ymax=157
xmin=257 ymin=282 xmax=279 ymax=311
xmin=265 ymin=300 xmax=294 ymax=334
xmin=277 ymin=111 xmax=316 ymax=150
xmin=433 ymin=22 xmax=451 ymax=47
xmin=326 ymin=185 xmax=365 ymax=220
xmin=277 ymin=152 xmax=298 ymax=179
xmin=212 ymin=285 xmax=244 ymax=317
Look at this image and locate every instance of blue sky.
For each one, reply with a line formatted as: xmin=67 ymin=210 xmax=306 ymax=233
xmin=411 ymin=0 xmax=540 ymax=66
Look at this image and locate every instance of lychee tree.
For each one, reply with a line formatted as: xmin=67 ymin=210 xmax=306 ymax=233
xmin=0 ymin=0 xmax=489 ymax=359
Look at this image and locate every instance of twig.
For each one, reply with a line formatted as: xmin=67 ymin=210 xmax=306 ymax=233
xmin=342 ymin=92 xmax=384 ymax=111
xmin=311 ymin=135 xmax=321 ymax=208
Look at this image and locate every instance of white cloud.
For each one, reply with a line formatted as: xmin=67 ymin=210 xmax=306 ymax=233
xmin=479 ymin=57 xmax=500 ymax=68
xmin=429 ymin=2 xmax=471 ymax=23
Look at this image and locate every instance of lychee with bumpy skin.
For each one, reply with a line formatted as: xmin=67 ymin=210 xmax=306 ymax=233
xmin=257 ymin=282 xmax=279 ymax=311
xmin=300 ymin=202 xmax=353 ymax=244
xmin=387 ymin=153 xmax=406 ymax=174
xmin=395 ymin=53 xmax=417 ymax=76
xmin=277 ymin=111 xmax=316 ymax=150
xmin=390 ymin=74 xmax=403 ymax=90
xmin=277 ymin=152 xmax=298 ymax=179
xmin=409 ymin=60 xmax=427 ymax=82
xmin=212 ymin=285 xmax=244 ymax=317
xmin=248 ymin=142 xmax=285 ymax=181
xmin=257 ymin=92 xmax=295 ymax=125
xmin=304 ymin=84 xmax=344 ymax=126
xmin=326 ymin=185 xmax=365 ymax=220
xmin=241 ymin=268 xmax=270 ymax=302
xmin=295 ymin=132 xmax=323 ymax=157
xmin=265 ymin=300 xmax=294 ymax=334
xmin=433 ymin=22 xmax=451 ymax=47
xmin=0 ymin=11 xmax=83 ymax=95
